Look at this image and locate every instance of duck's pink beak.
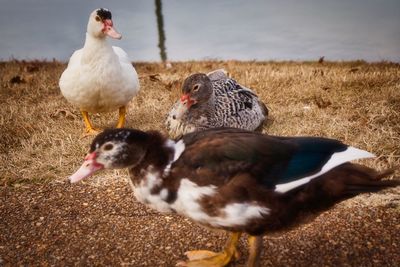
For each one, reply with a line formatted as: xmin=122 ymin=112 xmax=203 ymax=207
xmin=69 ymin=152 xmax=104 ymax=183
xmin=103 ymin=19 xmax=122 ymax=39
xmin=180 ymin=94 xmax=196 ymax=108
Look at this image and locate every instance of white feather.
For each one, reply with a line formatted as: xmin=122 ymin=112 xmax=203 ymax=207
xmin=131 ymin=175 xmax=270 ymax=228
xmin=171 ymin=179 xmax=270 ymax=228
xmin=163 ymin=139 xmax=186 ymax=175
xmin=59 ymin=13 xmax=139 ymax=113
xmin=275 ymin=146 xmax=375 ymax=193
xmin=133 ymin=168 xmax=172 ymax=213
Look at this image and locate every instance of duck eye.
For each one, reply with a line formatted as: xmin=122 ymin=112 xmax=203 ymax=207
xmin=103 ymin=144 xmax=114 ymax=151
xmin=193 ymin=84 xmax=200 ymax=92
xmin=95 ymin=15 xmax=101 ymax=22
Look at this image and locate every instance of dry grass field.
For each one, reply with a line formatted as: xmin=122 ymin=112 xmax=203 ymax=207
xmin=1 ymin=60 xmax=399 ymax=266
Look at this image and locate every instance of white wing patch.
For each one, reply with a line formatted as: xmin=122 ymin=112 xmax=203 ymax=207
xmin=172 ymin=140 xmax=186 ymax=161
xmin=219 ymin=203 xmax=270 ymax=227
xmin=132 ymin=168 xmax=172 ymax=213
xmin=131 ymin=173 xmax=269 ymax=227
xmin=172 ymin=179 xmax=270 ymax=228
xmin=274 ymin=146 xmax=375 ymax=193
xmin=163 ymin=139 xmax=185 ymax=175
xmin=171 ymin=179 xmax=216 ymax=221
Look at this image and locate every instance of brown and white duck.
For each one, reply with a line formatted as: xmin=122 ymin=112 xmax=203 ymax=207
xmin=165 ymin=70 xmax=268 ymax=139
xmin=69 ymin=127 xmax=399 ymax=267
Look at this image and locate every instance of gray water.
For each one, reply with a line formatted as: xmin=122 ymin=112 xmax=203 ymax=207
xmin=0 ymin=0 xmax=399 ymax=62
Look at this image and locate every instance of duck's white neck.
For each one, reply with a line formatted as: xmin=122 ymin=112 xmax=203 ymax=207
xmin=81 ymin=33 xmax=115 ymax=64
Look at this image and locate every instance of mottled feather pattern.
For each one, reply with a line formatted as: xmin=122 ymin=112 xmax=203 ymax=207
xmin=166 ymin=76 xmax=267 ymax=138
xmin=211 ymin=79 xmax=262 ymax=126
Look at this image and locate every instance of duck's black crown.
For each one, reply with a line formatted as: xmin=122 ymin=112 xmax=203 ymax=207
xmin=97 ymin=8 xmax=112 ymax=20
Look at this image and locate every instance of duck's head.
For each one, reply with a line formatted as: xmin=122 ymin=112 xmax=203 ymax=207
xmin=69 ymin=129 xmax=149 ymax=183
xmin=87 ymin=8 xmax=122 ymax=39
xmin=173 ymin=73 xmax=212 ymax=119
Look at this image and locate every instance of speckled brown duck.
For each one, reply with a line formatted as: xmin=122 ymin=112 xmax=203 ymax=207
xmin=166 ymin=69 xmax=268 ymax=139
xmin=69 ymin=127 xmax=399 ymax=267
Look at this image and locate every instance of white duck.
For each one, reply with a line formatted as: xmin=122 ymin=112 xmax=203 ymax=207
xmin=59 ymin=8 xmax=139 ymax=136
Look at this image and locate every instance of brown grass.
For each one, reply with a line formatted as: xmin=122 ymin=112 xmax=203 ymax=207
xmin=1 ymin=60 xmax=400 ymax=267
xmin=0 ymin=60 xmax=399 ymax=186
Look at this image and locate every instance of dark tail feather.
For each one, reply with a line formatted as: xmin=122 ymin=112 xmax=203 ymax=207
xmin=339 ymin=164 xmax=399 ymax=196
xmin=274 ymin=163 xmax=398 ymax=231
xmin=290 ymin=163 xmax=399 ymax=209
xmin=374 ymin=168 xmax=396 ymax=180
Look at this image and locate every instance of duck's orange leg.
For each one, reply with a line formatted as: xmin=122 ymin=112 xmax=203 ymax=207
xmin=177 ymin=232 xmax=241 ymax=267
xmin=81 ymin=110 xmax=100 ymax=137
xmin=246 ymin=235 xmax=263 ymax=267
xmin=116 ymin=106 xmax=126 ymax=128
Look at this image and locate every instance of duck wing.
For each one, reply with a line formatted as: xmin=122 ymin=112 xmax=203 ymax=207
xmin=207 ymin=69 xmax=229 ymax=81
xmin=111 ymin=46 xmax=140 ymax=94
xmin=179 ymin=128 xmax=373 ymax=192
xmin=213 ymin=79 xmax=262 ymax=115
xmin=66 ymin=49 xmax=83 ymax=69
xmin=112 ymin=46 xmax=131 ymax=64
xmin=59 ymin=49 xmax=83 ymax=95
